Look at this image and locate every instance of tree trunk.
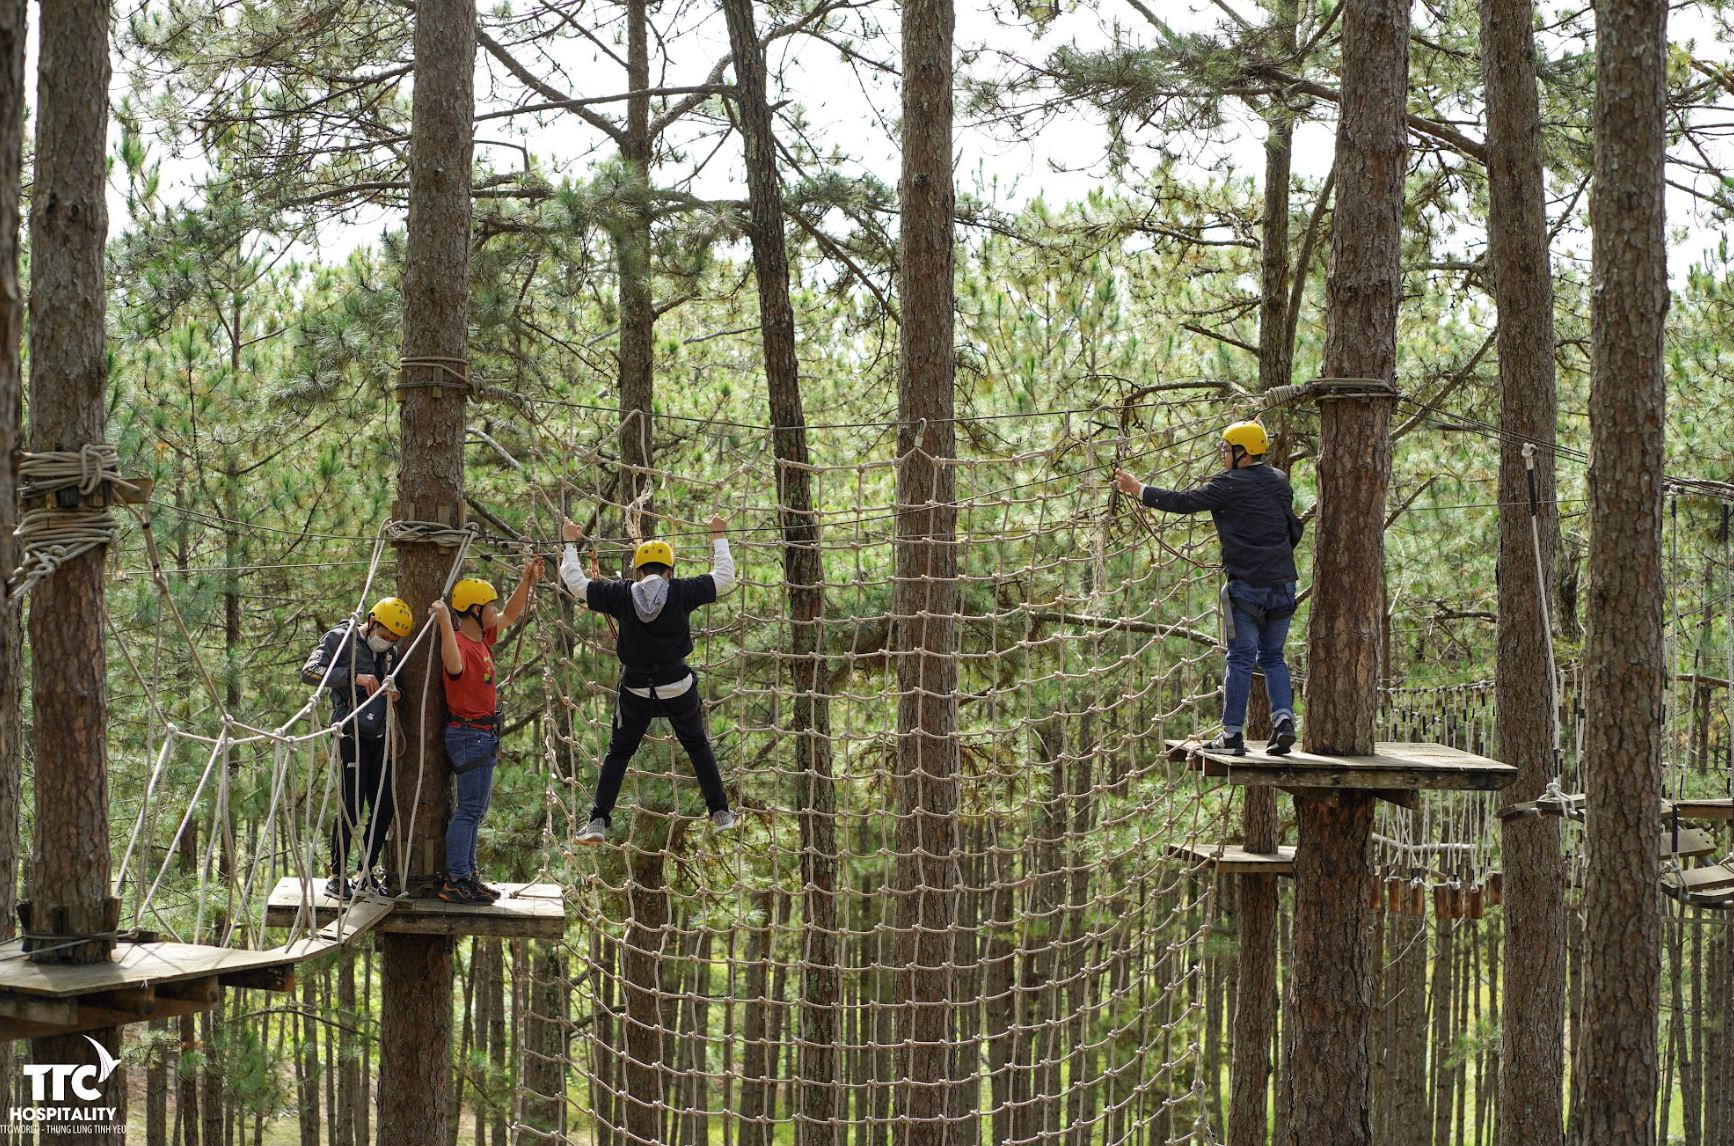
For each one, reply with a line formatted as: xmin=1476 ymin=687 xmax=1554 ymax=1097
xmin=200 ymin=1010 xmax=223 ymax=1146
xmin=894 ymin=0 xmax=961 ymax=1135
xmin=24 ymin=0 xmax=120 ymax=1129
xmin=0 ymin=0 xmax=23 ymax=1102
xmin=147 ymin=1020 xmax=169 ymax=1146
xmin=719 ymin=4 xmax=842 ymax=1139
xmin=1256 ymin=0 xmax=1297 ymax=398
xmin=616 ymin=0 xmax=655 ymax=530
xmin=1482 ymin=1 xmax=1566 ymax=1141
xmin=1231 ymin=789 xmax=1280 ymax=1146
xmin=1575 ymin=1 xmax=1669 ymax=1141
xmin=381 ymin=0 xmax=473 ymax=1141
xmin=337 ymin=947 xmax=359 ymax=1146
xmin=1235 ymin=17 xmax=1298 ymax=1127
xmin=1286 ymin=1 xmax=1407 ymax=1142
xmin=300 ymin=974 xmax=322 ymax=1146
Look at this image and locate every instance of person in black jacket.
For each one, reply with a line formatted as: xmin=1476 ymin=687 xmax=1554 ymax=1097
xmin=559 ymin=514 xmax=738 ymax=844
xmin=301 ymin=597 xmax=412 ymax=897
xmin=1113 ymin=420 xmax=1304 ymax=756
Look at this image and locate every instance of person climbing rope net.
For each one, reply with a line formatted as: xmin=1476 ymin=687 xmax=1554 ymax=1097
xmin=559 ymin=513 xmax=739 ymax=843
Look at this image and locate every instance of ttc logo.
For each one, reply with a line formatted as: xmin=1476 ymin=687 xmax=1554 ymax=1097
xmin=21 ymin=1036 xmax=119 ymax=1102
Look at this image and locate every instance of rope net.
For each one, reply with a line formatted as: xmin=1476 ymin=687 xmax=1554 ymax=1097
xmin=512 ymin=400 xmax=1234 ymax=1144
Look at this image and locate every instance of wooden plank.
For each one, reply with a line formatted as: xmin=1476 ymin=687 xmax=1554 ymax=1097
xmin=1499 ymin=793 xmax=1586 ymax=821
xmin=1667 ymin=798 xmax=1734 ymax=822
xmin=0 ymin=993 xmax=215 ymax=1043
xmin=0 ymin=991 xmax=77 ymax=1027
xmin=1167 ymin=843 xmax=1297 ymax=876
xmin=263 ymin=879 xmax=565 ymax=942
xmin=219 ymin=966 xmax=296 ymax=993
xmin=1665 ymin=863 xmax=1734 ymax=895
xmin=1661 ymin=828 xmax=1718 ymax=860
xmin=0 ymin=894 xmax=394 ymax=1001
xmin=156 ymin=976 xmax=219 ymax=1005
xmin=1166 ymin=738 xmax=1518 ymax=793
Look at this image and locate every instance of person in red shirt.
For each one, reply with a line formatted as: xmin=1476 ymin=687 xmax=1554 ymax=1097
xmin=428 ymin=557 xmax=542 ymax=904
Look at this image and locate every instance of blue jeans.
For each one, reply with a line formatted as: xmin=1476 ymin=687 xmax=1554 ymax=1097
xmin=1221 ymin=580 xmax=1296 ymax=733
xmin=444 ymin=726 xmax=498 ymax=879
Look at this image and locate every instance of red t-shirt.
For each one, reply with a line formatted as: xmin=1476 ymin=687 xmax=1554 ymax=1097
xmin=442 ymin=625 xmax=499 ymax=721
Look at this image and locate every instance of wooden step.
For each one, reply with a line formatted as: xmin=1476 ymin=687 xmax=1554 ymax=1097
xmin=1166 ymin=842 xmax=1296 ymax=876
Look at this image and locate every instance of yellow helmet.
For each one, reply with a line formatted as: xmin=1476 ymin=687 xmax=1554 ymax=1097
xmin=1222 ymin=421 xmax=1270 ymax=456
xmin=450 ymin=577 xmax=499 ymax=615
xmin=369 ymin=596 xmax=413 ymax=638
xmin=633 ymin=540 xmax=675 ymax=570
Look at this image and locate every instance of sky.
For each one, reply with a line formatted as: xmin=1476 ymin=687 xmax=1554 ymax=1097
xmin=16 ymin=1 xmax=1734 ymax=277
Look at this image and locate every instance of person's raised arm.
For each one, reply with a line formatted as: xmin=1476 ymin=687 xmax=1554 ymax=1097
xmin=499 ymin=555 xmax=543 ymax=629
xmin=707 ymin=513 xmax=736 ymax=595
xmin=1115 ymin=467 xmax=1233 ymax=515
xmin=429 ymin=600 xmax=464 ymax=676
xmin=559 ymin=517 xmax=593 ymax=601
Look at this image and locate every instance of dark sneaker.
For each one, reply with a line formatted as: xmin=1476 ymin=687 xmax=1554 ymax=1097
xmin=1269 ymin=716 xmax=1297 ymax=756
xmin=1204 ymin=731 xmax=1246 ymax=757
xmin=365 ymin=874 xmax=396 ymax=898
xmin=464 ymin=875 xmax=501 ymax=902
xmin=324 ymin=877 xmax=356 ymax=901
xmin=437 ymin=879 xmax=488 ymax=905
xmin=576 ymin=817 xmax=608 ymax=846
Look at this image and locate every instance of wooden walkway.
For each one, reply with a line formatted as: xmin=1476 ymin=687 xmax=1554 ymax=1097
xmin=263 ymin=878 xmax=565 ymax=941
xmin=0 ymin=898 xmax=394 ymax=1041
xmin=1167 ymin=842 xmax=1296 ymax=876
xmin=1167 ymin=738 xmax=1518 ymax=794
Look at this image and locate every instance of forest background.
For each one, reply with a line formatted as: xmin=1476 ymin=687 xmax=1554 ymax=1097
xmin=6 ymin=0 xmax=1734 ymax=1142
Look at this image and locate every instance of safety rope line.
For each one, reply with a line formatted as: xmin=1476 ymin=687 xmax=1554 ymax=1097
xmin=8 ymin=444 xmax=136 ymax=598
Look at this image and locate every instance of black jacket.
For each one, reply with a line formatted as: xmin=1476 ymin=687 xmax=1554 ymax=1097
xmin=1141 ymin=463 xmax=1304 ymax=586
xmin=301 ymin=622 xmax=397 ymax=738
xmin=586 ymin=575 xmax=720 ymax=689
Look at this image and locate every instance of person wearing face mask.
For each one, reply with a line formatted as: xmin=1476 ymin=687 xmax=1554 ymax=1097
xmin=301 ymin=597 xmax=412 ymax=899
xmin=558 ymin=514 xmax=738 ymax=845
xmin=429 ymin=558 xmax=543 ymax=905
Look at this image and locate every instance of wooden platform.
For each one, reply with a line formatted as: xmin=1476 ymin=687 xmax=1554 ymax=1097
xmin=1167 ymin=842 xmax=1296 ymax=876
xmin=1167 ymin=739 xmax=1518 ymax=793
xmin=264 ymin=878 xmax=566 ymax=941
xmin=1500 ymin=792 xmax=1587 ymax=821
xmin=0 ymin=898 xmax=394 ymax=1041
xmin=1661 ymin=828 xmax=1719 ymax=860
xmin=1667 ymin=798 xmax=1734 ymax=822
xmin=1663 ymin=860 xmax=1734 ymax=907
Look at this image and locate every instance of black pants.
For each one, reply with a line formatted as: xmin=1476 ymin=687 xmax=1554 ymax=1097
xmin=590 ymin=682 xmax=727 ymax=823
xmin=330 ymin=732 xmax=394 ymax=876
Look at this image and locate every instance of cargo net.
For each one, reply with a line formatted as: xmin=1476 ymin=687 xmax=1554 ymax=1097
xmin=510 ymin=398 xmax=1242 ymax=1144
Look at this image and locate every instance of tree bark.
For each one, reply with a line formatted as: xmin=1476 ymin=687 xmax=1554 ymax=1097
xmin=616 ymin=0 xmax=655 ymax=529
xmin=381 ymin=0 xmax=474 ymax=1141
xmin=1287 ymin=1 xmax=1407 ymax=1142
xmin=24 ymin=0 xmax=120 ymax=1129
xmin=719 ymin=3 xmax=841 ymax=1140
xmin=893 ymin=0 xmax=962 ymax=1133
xmin=1575 ymin=1 xmax=1669 ymax=1142
xmin=1481 ymin=1 xmax=1566 ymax=1141
xmin=0 ymin=0 xmax=23 ymax=1101
xmin=299 ymin=974 xmax=322 ymax=1146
